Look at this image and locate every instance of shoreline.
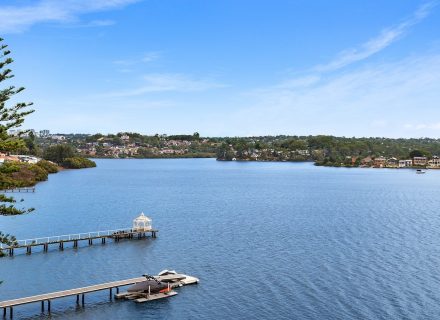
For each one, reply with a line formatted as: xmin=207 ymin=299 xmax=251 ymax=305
xmin=91 ymin=157 xmax=438 ymax=170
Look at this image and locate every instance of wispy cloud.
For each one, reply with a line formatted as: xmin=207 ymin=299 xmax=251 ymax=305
xmin=238 ymin=53 xmax=440 ymax=137
xmin=315 ymin=1 xmax=438 ymax=72
xmin=113 ymin=52 xmax=161 ymax=66
xmin=142 ymin=52 xmax=160 ymax=63
xmin=0 ymin=0 xmax=140 ymax=33
xmin=232 ymin=1 xmax=440 ymax=137
xmin=105 ymin=73 xmax=226 ymax=97
xmin=404 ymin=123 xmax=440 ymax=130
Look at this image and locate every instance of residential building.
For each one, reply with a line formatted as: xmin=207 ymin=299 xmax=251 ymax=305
xmin=51 ymin=135 xmax=66 ymax=141
xmin=386 ymin=157 xmax=398 ymax=167
xmin=373 ymin=157 xmax=386 ymax=168
xmin=39 ymin=130 xmax=50 ymax=137
xmin=413 ymin=157 xmax=427 ymax=166
xmin=361 ymin=156 xmax=373 ymax=166
xmin=399 ymin=160 xmax=412 ymax=168
xmin=428 ymin=156 xmax=440 ymax=168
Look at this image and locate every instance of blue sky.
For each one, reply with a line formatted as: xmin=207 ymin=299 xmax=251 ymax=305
xmin=1 ymin=0 xmax=440 ymax=137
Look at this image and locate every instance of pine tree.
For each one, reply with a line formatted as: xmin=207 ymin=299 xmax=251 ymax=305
xmin=0 ymin=37 xmax=34 ymax=151
xmin=0 ymin=37 xmax=35 ymax=250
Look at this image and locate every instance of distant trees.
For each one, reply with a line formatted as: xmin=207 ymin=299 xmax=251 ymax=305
xmin=62 ymin=157 xmax=96 ymax=169
xmin=215 ymin=135 xmax=440 ymax=165
xmin=43 ymin=144 xmax=96 ymax=168
xmin=43 ymin=145 xmax=75 ymax=164
xmin=409 ymin=150 xmax=428 ymax=158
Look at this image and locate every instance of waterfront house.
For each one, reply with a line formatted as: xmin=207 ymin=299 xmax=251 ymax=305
xmin=399 ymin=160 xmax=412 ymax=168
xmin=0 ymin=154 xmax=21 ymax=165
xmin=373 ymin=157 xmax=386 ymax=168
xmin=428 ymin=156 xmax=440 ymax=168
xmin=386 ymin=157 xmax=398 ymax=167
xmin=413 ymin=157 xmax=427 ymax=166
xmin=361 ymin=156 xmax=373 ymax=167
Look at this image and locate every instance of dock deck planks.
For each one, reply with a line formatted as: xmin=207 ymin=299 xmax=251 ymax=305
xmin=0 ymin=277 xmax=146 ymax=308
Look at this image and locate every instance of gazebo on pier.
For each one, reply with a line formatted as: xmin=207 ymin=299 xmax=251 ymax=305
xmin=132 ymin=212 xmax=153 ymax=232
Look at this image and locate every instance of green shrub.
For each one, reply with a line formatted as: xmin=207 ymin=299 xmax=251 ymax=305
xmin=36 ymin=160 xmax=59 ymax=173
xmin=62 ymin=157 xmax=96 ymax=169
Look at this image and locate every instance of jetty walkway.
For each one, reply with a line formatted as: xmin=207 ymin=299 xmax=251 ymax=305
xmin=0 ymin=187 xmax=35 ymax=193
xmin=0 ymin=276 xmax=146 ymax=318
xmin=0 ymin=228 xmax=158 ymax=257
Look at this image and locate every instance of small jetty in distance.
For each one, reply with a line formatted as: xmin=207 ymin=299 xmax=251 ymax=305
xmin=0 ymin=187 xmax=35 ymax=193
xmin=0 ymin=212 xmax=157 ymax=257
xmin=0 ymin=271 xmax=199 ymax=318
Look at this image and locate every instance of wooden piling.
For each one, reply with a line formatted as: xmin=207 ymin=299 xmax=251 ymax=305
xmin=0 ymin=228 xmax=158 ymax=258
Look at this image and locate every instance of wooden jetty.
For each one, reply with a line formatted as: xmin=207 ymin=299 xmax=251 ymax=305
xmin=0 ymin=228 xmax=158 ymax=257
xmin=0 ymin=272 xmax=198 ymax=318
xmin=0 ymin=187 xmax=35 ymax=193
xmin=0 ymin=276 xmax=146 ymax=318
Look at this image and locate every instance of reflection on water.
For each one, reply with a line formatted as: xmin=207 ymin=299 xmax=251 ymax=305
xmin=1 ymin=159 xmax=440 ymax=319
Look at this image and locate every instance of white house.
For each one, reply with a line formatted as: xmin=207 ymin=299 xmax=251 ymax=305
xmin=399 ymin=160 xmax=412 ymax=168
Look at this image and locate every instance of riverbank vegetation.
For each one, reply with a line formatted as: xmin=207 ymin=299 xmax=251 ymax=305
xmin=43 ymin=144 xmax=96 ymax=168
xmin=215 ymin=135 xmax=440 ymax=167
xmin=0 ymin=161 xmax=58 ymax=189
xmin=26 ymin=132 xmax=440 ymax=168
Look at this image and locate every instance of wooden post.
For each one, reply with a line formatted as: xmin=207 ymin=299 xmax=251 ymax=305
xmin=116 ymin=287 xmax=119 ymax=294
xmin=109 ymin=288 xmax=112 ymax=300
xmin=76 ymin=294 xmax=79 ymax=304
xmin=74 ymin=240 xmax=78 ymax=248
xmin=3 ymin=307 xmax=6 ymax=317
xmin=82 ymin=294 xmax=85 ymax=306
xmin=9 ymin=307 xmax=12 ymax=319
xmin=48 ymin=300 xmax=51 ymax=313
xmin=41 ymin=300 xmax=44 ymax=312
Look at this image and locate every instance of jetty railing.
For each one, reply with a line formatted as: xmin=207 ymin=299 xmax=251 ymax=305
xmin=0 ymin=228 xmax=131 ymax=249
xmin=14 ymin=228 xmax=132 ymax=247
xmin=0 ymin=227 xmax=158 ymax=256
xmin=0 ymin=187 xmax=35 ymax=193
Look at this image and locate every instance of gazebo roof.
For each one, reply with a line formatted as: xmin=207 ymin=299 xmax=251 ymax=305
xmin=133 ymin=212 xmax=152 ymax=222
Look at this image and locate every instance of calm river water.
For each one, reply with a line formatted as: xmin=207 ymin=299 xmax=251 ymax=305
xmin=1 ymin=159 xmax=440 ymax=319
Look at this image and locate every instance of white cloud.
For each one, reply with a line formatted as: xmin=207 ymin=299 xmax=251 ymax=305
xmin=142 ymin=52 xmax=160 ymax=63
xmin=315 ymin=1 xmax=438 ymax=72
xmin=106 ymin=73 xmax=226 ymax=97
xmin=113 ymin=52 xmax=161 ymax=66
xmin=230 ymin=2 xmax=440 ymax=137
xmin=237 ymin=54 xmax=440 ymax=137
xmin=0 ymin=0 xmax=140 ymax=33
xmin=404 ymin=123 xmax=440 ymax=130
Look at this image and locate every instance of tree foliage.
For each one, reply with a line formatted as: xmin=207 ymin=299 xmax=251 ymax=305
xmin=43 ymin=144 xmax=75 ymax=164
xmin=0 ymin=37 xmax=34 ymax=152
xmin=0 ymin=37 xmax=35 ymax=244
xmin=62 ymin=156 xmax=96 ymax=169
